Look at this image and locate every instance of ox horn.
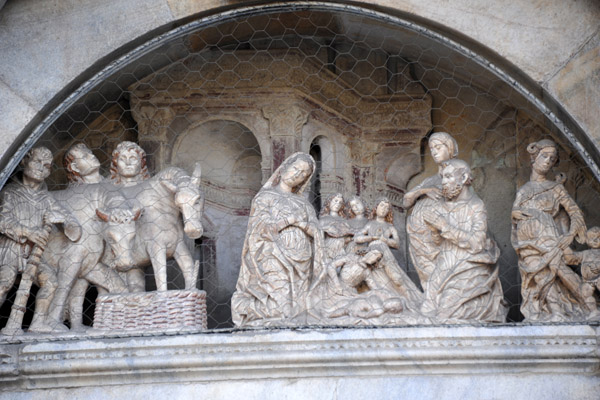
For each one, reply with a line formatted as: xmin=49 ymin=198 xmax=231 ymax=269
xmin=96 ymin=208 xmax=110 ymax=222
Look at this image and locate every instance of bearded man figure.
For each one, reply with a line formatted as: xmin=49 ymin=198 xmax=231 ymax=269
xmin=420 ymin=159 xmax=507 ymax=323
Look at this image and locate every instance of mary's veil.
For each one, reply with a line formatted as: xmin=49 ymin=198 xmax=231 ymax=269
xmin=261 ymin=152 xmax=316 ymax=194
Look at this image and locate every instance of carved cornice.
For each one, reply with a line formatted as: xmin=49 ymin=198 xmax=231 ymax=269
xmin=128 ymin=50 xmax=432 ymax=138
xmin=0 ymin=325 xmax=597 ymax=391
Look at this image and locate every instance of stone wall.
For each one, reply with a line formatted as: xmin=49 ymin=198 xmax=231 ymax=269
xmin=0 ymin=0 xmax=598 ymax=164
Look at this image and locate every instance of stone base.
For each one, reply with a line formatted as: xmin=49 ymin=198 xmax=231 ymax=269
xmin=0 ymin=325 xmax=598 ymax=399
xmin=93 ymin=289 xmax=207 ymax=332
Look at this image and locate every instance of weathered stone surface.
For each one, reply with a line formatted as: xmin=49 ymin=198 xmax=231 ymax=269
xmin=0 ymin=80 xmax=37 ymax=161
xmin=358 ymin=0 xmax=600 ymax=83
xmin=547 ymin=30 xmax=600 ymax=149
xmin=0 ymin=0 xmax=173 ymax=110
xmin=0 ymin=0 xmax=598 ymax=169
xmin=0 ymin=325 xmax=598 ymax=399
xmin=512 ymin=139 xmax=594 ymax=322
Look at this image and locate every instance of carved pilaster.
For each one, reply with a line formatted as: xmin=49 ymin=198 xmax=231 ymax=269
xmin=262 ymin=104 xmax=309 ymax=170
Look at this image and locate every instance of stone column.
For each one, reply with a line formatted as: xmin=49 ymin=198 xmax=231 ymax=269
xmin=262 ymin=104 xmax=309 ymax=171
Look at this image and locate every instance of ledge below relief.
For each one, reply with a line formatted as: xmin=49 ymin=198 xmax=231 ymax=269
xmin=0 ymin=324 xmax=598 ymax=398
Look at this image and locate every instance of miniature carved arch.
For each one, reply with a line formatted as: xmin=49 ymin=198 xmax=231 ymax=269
xmin=310 ymin=135 xmax=335 ymax=174
xmin=171 ymin=119 xmax=264 ymax=193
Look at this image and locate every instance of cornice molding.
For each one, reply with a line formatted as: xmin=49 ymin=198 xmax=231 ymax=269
xmin=0 ymin=324 xmax=597 ymax=391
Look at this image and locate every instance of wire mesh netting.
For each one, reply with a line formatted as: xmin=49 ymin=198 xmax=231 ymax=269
xmin=1 ymin=7 xmax=599 ymax=334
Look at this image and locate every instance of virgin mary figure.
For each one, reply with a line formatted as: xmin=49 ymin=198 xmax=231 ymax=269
xmin=231 ymin=153 xmax=325 ymax=327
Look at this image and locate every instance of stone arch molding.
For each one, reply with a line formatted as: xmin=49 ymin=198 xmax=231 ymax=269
xmin=1 ymin=1 xmax=598 ymax=189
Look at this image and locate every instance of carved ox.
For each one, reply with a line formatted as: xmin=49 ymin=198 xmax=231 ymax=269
xmin=43 ymin=183 xmax=142 ymax=331
xmin=106 ymin=164 xmax=204 ymax=292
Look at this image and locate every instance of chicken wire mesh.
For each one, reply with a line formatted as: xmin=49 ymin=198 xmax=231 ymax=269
xmin=1 ymin=5 xmax=599 ymax=334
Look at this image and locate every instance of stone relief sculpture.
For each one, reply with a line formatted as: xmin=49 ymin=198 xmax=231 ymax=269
xmin=404 ymin=132 xmax=457 ymax=286
xmin=565 ymin=226 xmax=600 ymax=314
xmin=344 ymin=195 xmax=370 ymax=255
xmin=311 ymin=243 xmax=421 ymax=324
xmin=3 ymin=136 xmax=600 ymax=334
xmin=64 ymin=143 xmax=105 ymax=185
xmin=346 ymin=195 xmax=369 ymax=232
xmin=41 ymin=144 xmax=140 ymax=332
xmin=0 ymin=140 xmax=208 ymax=335
xmin=420 ymin=159 xmax=507 ymax=323
xmin=110 ymin=141 xmax=151 ymax=186
xmin=231 ymin=152 xmax=512 ymax=327
xmin=319 ymin=193 xmax=353 ymax=263
xmin=352 ymin=197 xmax=422 ymax=306
xmin=308 ymin=195 xmax=426 ymax=325
xmin=511 ymin=139 xmax=596 ymax=322
xmin=0 ymin=147 xmax=82 ymax=334
xmin=62 ymin=143 xmax=113 ymax=330
xmin=107 ymin=141 xmax=205 ymax=292
xmin=231 ymin=152 xmax=325 ymax=327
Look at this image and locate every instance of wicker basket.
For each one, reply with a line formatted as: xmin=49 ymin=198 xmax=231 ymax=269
xmin=93 ymin=289 xmax=207 ymax=332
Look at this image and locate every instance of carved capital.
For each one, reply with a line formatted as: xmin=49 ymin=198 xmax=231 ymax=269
xmin=262 ymin=105 xmax=309 ymax=137
xmin=132 ymin=104 xmax=176 ymax=140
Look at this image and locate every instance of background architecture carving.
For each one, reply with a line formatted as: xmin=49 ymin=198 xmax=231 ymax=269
xmin=0 ymin=1 xmax=599 ymax=398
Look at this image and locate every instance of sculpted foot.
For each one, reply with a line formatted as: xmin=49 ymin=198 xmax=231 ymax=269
xmin=0 ymin=326 xmax=24 ymax=336
xmin=29 ymin=319 xmax=70 ymax=333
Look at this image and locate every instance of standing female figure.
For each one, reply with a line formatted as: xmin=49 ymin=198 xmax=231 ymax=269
xmin=231 ymin=153 xmax=325 ymax=327
xmin=404 ymin=132 xmax=458 ymax=286
xmin=511 ymin=139 xmax=593 ymax=322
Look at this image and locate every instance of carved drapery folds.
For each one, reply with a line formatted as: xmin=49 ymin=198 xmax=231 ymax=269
xmin=4 ymin=38 xmax=600 ymax=336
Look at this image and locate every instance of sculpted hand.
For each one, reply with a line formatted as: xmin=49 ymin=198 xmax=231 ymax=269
xmin=558 ymin=234 xmax=574 ymax=250
xmin=43 ymin=210 xmax=66 ymax=225
xmin=25 ymin=227 xmax=50 ymax=247
xmin=423 ymin=209 xmax=447 ymax=231
xmin=562 ymin=247 xmax=579 ymax=265
xmin=402 ymin=192 xmax=415 ymax=208
xmin=424 ymin=187 xmax=442 ymax=201
xmin=260 ymin=223 xmax=279 ymax=241
xmin=511 ymin=209 xmax=531 ymax=221
xmin=275 ymin=215 xmax=297 ymax=232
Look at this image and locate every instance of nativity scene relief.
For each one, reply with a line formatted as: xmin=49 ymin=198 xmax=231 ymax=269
xmin=2 ymin=9 xmax=600 ymax=336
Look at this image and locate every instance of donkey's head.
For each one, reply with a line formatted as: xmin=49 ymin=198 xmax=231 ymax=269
xmin=160 ymin=163 xmax=204 ymax=239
